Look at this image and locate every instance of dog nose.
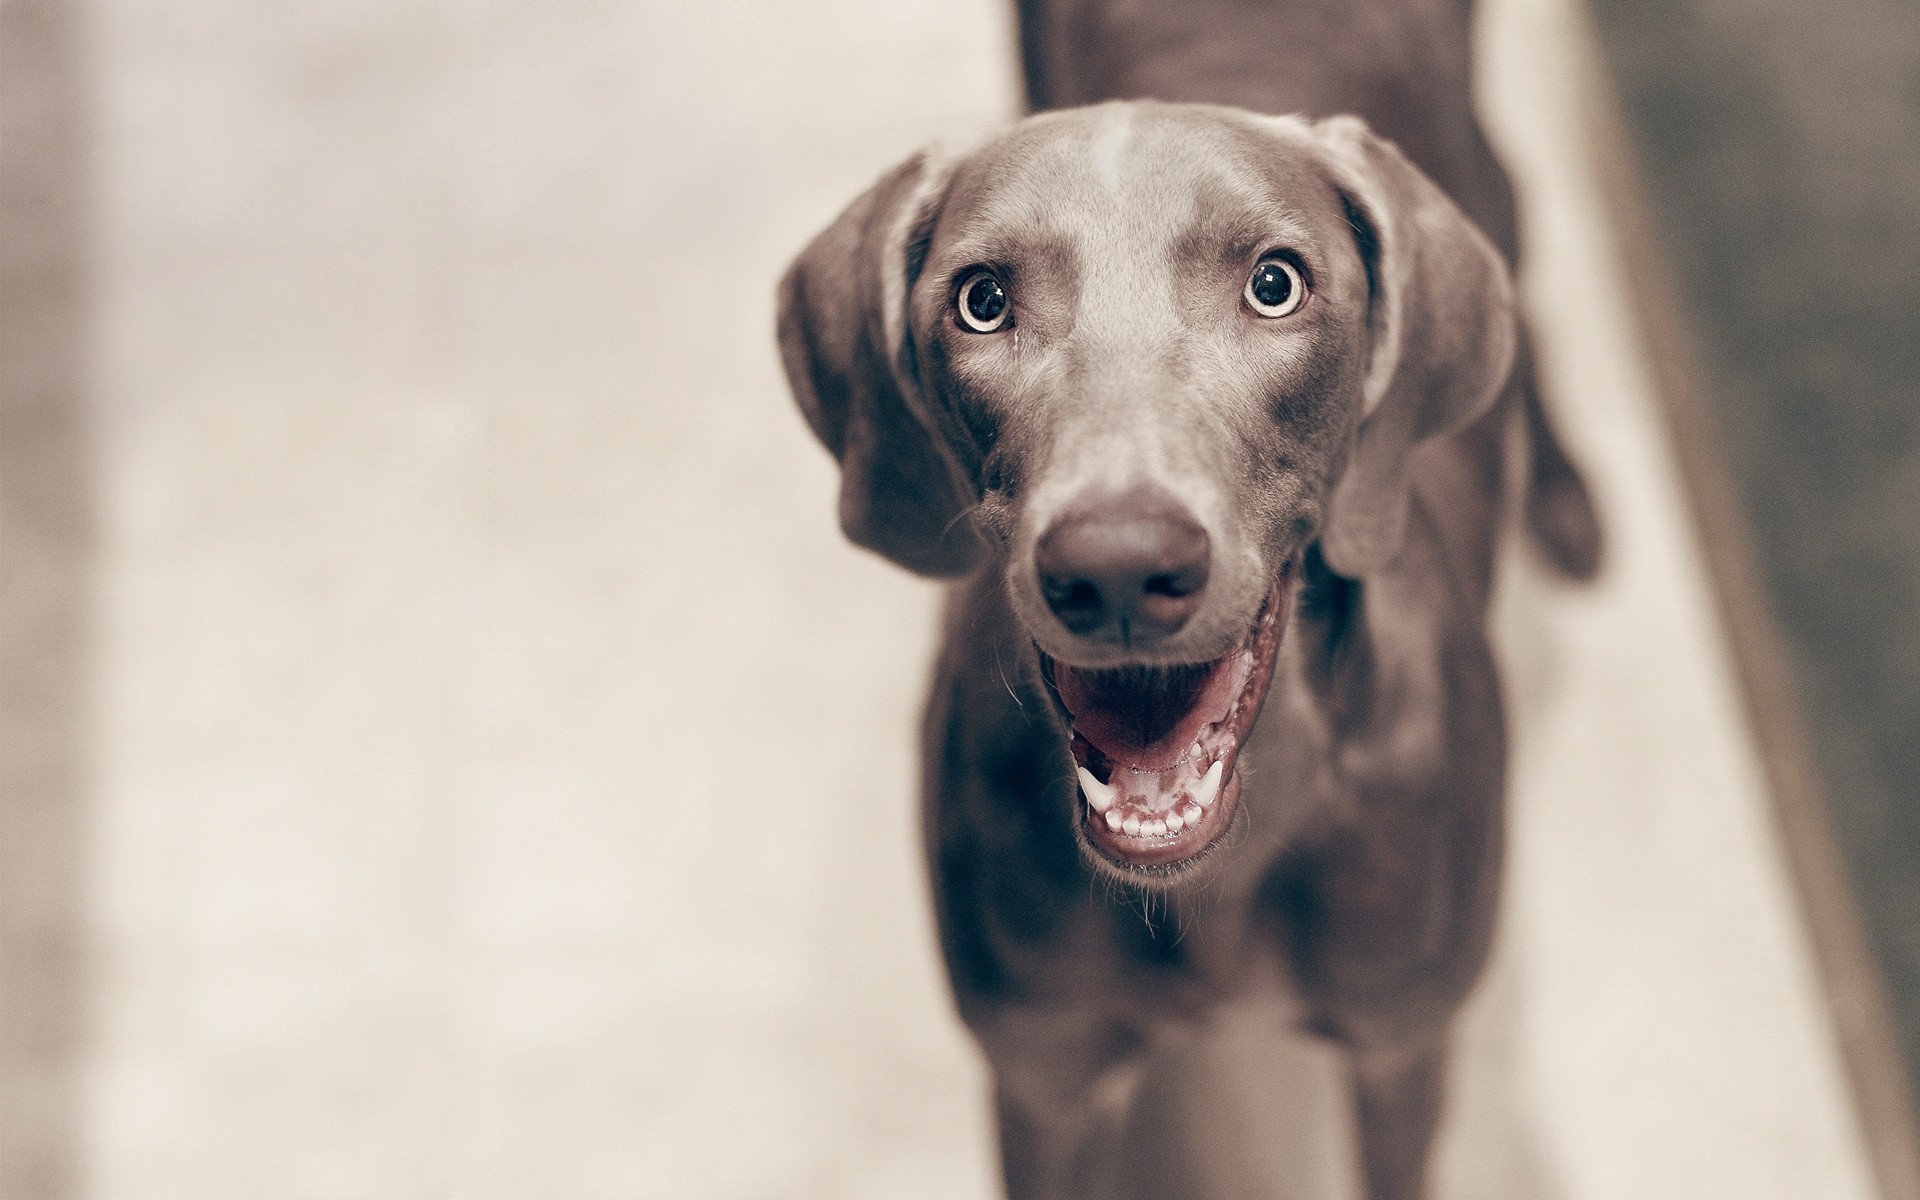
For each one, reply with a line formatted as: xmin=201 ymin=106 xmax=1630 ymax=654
xmin=1036 ymin=491 xmax=1211 ymax=643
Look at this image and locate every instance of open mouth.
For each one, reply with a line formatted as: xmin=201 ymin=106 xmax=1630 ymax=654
xmin=1039 ymin=563 xmax=1295 ymax=874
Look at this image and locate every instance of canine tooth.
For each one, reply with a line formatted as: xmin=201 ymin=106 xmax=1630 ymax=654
xmin=1165 ymin=810 xmax=1185 ymax=833
xmin=1077 ymin=767 xmax=1117 ymax=813
xmin=1122 ymin=814 xmax=1141 ymax=836
xmin=1105 ymin=809 xmax=1124 ymax=832
xmin=1193 ymin=760 xmax=1225 ymax=808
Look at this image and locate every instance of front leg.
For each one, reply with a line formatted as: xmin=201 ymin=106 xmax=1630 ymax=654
xmin=986 ymin=1012 xmax=1154 ymax=1200
xmin=923 ymin=599 xmax=1164 ymax=1199
xmin=1269 ymin=517 xmax=1507 ymax=1199
xmin=1260 ymin=773 xmax=1503 ymax=1200
xmin=1349 ymin=1040 xmax=1449 ymax=1200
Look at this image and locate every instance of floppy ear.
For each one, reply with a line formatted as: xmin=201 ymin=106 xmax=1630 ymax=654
xmin=776 ymin=150 xmax=984 ymax=578
xmin=1312 ymin=116 xmax=1517 ymax=577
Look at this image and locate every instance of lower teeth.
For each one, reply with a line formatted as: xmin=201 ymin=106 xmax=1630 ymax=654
xmin=1097 ymin=802 xmax=1209 ymax=839
xmin=1081 ymin=760 xmax=1226 ymax=839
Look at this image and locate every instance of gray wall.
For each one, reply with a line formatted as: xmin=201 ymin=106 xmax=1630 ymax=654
xmin=1592 ymin=0 xmax=1920 ymax=1095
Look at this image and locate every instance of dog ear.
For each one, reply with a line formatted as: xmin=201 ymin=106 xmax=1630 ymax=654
xmin=776 ymin=150 xmax=984 ymax=578
xmin=1312 ymin=116 xmax=1517 ymax=577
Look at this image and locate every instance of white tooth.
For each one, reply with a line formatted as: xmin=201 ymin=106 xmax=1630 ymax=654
xmin=1077 ymin=767 xmax=1116 ymax=813
xmin=1147 ymin=819 xmax=1167 ymax=837
xmin=1193 ymin=760 xmax=1225 ymax=808
xmin=1105 ymin=808 xmax=1124 ymax=831
xmin=1183 ymin=803 xmax=1204 ymax=825
xmin=1192 ymin=740 xmax=1205 ymax=760
xmin=1165 ymin=810 xmax=1186 ymax=833
xmin=1122 ymin=814 xmax=1142 ymax=836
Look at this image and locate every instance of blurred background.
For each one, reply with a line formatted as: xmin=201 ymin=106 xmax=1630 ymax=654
xmin=0 ymin=0 xmax=1913 ymax=1196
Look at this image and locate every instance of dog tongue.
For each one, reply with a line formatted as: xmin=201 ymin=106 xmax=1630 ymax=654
xmin=1053 ymin=656 xmax=1242 ymax=770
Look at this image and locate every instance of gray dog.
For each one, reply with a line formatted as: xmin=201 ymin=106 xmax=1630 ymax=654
xmin=776 ymin=2 xmax=1600 ymax=1196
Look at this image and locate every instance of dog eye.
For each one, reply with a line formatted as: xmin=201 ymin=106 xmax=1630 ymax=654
xmin=1244 ymin=258 xmax=1306 ymax=318
xmin=956 ymin=271 xmax=1011 ymax=333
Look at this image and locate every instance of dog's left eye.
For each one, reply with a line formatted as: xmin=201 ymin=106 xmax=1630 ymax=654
xmin=1244 ymin=258 xmax=1306 ymax=318
xmin=956 ymin=271 xmax=1011 ymax=333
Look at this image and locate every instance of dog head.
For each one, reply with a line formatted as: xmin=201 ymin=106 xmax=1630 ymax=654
xmin=778 ymin=102 xmax=1513 ymax=877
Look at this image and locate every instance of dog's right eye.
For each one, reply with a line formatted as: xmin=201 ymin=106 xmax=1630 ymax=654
xmin=1245 ymin=257 xmax=1306 ymax=318
xmin=956 ymin=271 xmax=1011 ymax=334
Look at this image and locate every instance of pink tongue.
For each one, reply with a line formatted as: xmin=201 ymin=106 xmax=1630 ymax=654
xmin=1054 ymin=657 xmax=1241 ymax=770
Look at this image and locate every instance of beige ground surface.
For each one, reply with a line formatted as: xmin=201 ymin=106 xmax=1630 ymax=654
xmin=0 ymin=0 xmax=1881 ymax=1196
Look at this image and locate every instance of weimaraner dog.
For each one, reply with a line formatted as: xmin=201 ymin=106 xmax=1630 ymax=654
xmin=776 ymin=2 xmax=1601 ymax=1196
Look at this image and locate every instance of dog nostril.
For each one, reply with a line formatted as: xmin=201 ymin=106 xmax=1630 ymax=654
xmin=1044 ymin=578 xmax=1102 ymax=615
xmin=1142 ymin=572 xmax=1200 ymax=598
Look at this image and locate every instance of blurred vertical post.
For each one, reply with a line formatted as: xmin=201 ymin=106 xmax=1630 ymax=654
xmin=0 ymin=0 xmax=92 ymax=1195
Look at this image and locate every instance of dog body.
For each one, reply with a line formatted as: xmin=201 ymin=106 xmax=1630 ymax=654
xmin=778 ymin=6 xmax=1599 ymax=1197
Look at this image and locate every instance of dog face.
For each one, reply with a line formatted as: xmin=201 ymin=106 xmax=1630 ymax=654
xmin=923 ymin=106 xmax=1368 ymax=669
xmin=779 ymin=101 xmax=1513 ymax=877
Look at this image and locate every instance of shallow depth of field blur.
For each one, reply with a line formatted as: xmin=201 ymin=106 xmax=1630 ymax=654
xmin=1 ymin=0 xmax=1912 ymax=1196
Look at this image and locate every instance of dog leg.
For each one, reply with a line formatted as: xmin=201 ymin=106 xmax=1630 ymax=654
xmin=993 ymin=1051 xmax=1150 ymax=1200
xmin=1258 ymin=786 xmax=1500 ymax=1198
xmin=1348 ymin=1042 xmax=1448 ymax=1200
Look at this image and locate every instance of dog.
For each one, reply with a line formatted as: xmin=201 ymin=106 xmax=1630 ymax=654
xmin=776 ymin=2 xmax=1601 ymax=1196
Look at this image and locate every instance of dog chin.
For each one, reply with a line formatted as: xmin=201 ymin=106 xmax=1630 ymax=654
xmin=1035 ymin=561 xmax=1295 ymax=881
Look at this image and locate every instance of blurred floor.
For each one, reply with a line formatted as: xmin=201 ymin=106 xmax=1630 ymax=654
xmin=0 ymin=0 xmax=1884 ymax=1196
